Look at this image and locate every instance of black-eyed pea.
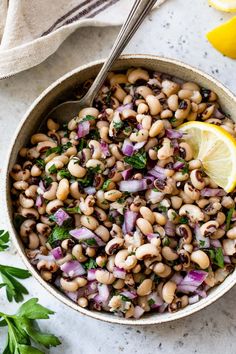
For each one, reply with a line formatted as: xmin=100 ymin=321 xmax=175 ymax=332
xmin=127 ymin=68 xmax=149 ymax=84
xmin=162 ymin=281 xmax=177 ymax=304
xmin=201 ymin=105 xmax=215 ymax=120
xmin=136 ymin=85 xmax=154 ymax=99
xmin=86 ymin=247 xmax=96 ymax=257
xmin=28 ymin=232 xmax=40 ymax=249
xmin=189 ymin=160 xmax=202 ymax=170
xmin=45 ymin=159 xmax=63 ymax=174
xmin=162 ymin=80 xmax=180 ymax=97
xmin=171 ymin=196 xmax=183 ymax=209
xmin=125 ymin=304 xmax=135 ymax=319
xmin=181 ymin=295 xmax=189 ymax=308
xmin=227 ymin=227 xmax=236 ymax=240
xmin=60 ymin=277 xmax=79 ymax=292
xmin=95 ymin=269 xmax=115 ymax=284
xmin=79 ymin=196 xmax=95 ymax=216
xmin=190 ymin=90 xmax=202 ymax=104
xmin=179 ymin=204 xmax=204 ymax=223
xmin=56 ymin=178 xmax=69 ymax=201
xmin=137 ymin=279 xmax=153 ymax=296
xmin=122 ymin=109 xmax=137 ymax=120
xmin=167 ymin=94 xmax=179 ymax=111
xmin=145 ymin=95 xmax=162 ymax=115
xmin=153 ymin=212 xmax=167 ymax=226
xmin=184 ymin=182 xmax=200 ymax=201
xmin=160 ymin=109 xmax=173 ymax=119
xmin=149 ymin=149 xmax=158 ymax=160
xmin=123 ymin=94 xmax=132 ymax=105
xmin=141 ymin=115 xmax=152 ymax=130
xmin=175 ymin=100 xmax=191 ymax=120
xmin=182 ymin=82 xmax=200 ymax=91
xmin=176 ymin=224 xmax=192 ymax=244
xmin=41 ymin=270 xmax=53 ymax=282
xmin=115 ymin=250 xmax=137 ymax=270
xmin=31 ymin=164 xmax=42 ymax=177
xmin=47 ymin=118 xmax=60 ymax=131
xmin=113 ymin=83 xmax=127 ymax=102
xmin=110 ymin=73 xmax=128 ymax=86
xmin=69 ymin=181 xmax=84 ymax=200
xmin=104 ymin=189 xmax=122 ymax=202
xmin=110 ymin=144 xmax=123 ymax=160
xmin=130 ymin=129 xmax=149 ymax=142
xmin=79 ymin=107 xmax=99 ymax=119
xmin=72 ymin=244 xmax=87 ymax=262
xmin=19 ymin=147 xmax=28 ymax=158
xmin=88 ymin=140 xmax=102 ymax=159
xmin=136 ymin=244 xmax=159 ymax=260
xmin=68 ymin=158 xmax=86 ymax=178
xmin=222 ymin=196 xmax=235 ymax=209
xmin=25 ymin=185 xmax=38 ymax=199
xmin=10 ymin=165 xmax=31 ymax=181
xmin=136 ymin=218 xmax=153 ymax=235
xmin=157 ymin=138 xmax=174 ymax=160
xmin=162 ymin=246 xmax=178 ymax=261
xmin=190 ymin=250 xmax=210 ymax=269
xmin=178 ymin=89 xmax=192 ymax=100
xmin=86 ymin=159 xmax=105 ymax=172
xmin=137 ymin=102 xmax=149 ymax=114
xmin=187 ymin=111 xmax=198 ymax=121
xmin=132 ymin=264 xmax=142 ymax=274
xmin=144 ymin=137 xmax=158 ymax=151
xmin=76 ymin=277 xmax=88 ymax=288
xmin=19 ymin=193 xmax=34 ymax=209
xmin=183 ymin=244 xmax=193 ymax=253
xmin=13 ymin=181 xmax=29 ymax=191
xmin=190 ymin=169 xmax=205 ymax=190
xmin=137 ymin=296 xmax=150 ymax=312
xmin=105 ymin=237 xmax=124 ymax=255
xmin=149 ymin=120 xmax=164 ymax=138
xmin=215 ymin=212 xmax=226 ymax=226
xmin=139 ymin=206 xmax=155 ymax=225
xmin=200 ymin=220 xmax=219 ymax=237
xmin=80 ymin=215 xmax=99 ymax=230
xmin=46 ymin=199 xmax=64 ymax=214
xmin=179 ymin=142 xmax=193 ymax=161
xmin=31 ymin=133 xmax=51 ymax=144
xmin=78 ymin=297 xmax=88 ymax=308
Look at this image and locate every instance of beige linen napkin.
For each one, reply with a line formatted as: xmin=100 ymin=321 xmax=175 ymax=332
xmin=0 ymin=0 xmax=166 ymax=79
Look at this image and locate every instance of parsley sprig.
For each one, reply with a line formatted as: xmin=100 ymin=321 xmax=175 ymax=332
xmin=124 ymin=151 xmax=147 ymax=169
xmin=0 ymin=298 xmax=61 ymax=353
xmin=0 ymin=265 xmax=31 ymax=302
xmin=0 ymin=230 xmax=10 ymax=251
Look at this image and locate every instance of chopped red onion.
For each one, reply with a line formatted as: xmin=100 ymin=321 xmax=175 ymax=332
xmin=121 ymin=168 xmax=133 ymax=180
xmin=77 ymin=120 xmax=90 ymax=138
xmin=122 ymin=139 xmax=134 ymax=156
xmin=84 ymin=186 xmax=96 ymax=195
xmin=201 ymin=188 xmax=226 ymax=197
xmin=173 ymin=161 xmax=185 ymax=171
xmin=210 ymin=239 xmax=221 ymax=248
xmin=133 ymin=141 xmax=146 ymax=151
xmin=86 ymin=281 xmax=98 ymax=295
xmin=39 ymin=180 xmax=46 ymax=192
xmin=65 ymin=291 xmax=78 ymax=302
xmin=148 ymin=165 xmax=166 ymax=180
xmin=164 ymin=220 xmax=176 ymax=237
xmin=188 ymin=294 xmax=200 ymax=304
xmin=158 ymin=303 xmax=168 ymax=313
xmin=116 ymin=103 xmax=133 ymax=112
xmin=133 ymin=305 xmax=145 ymax=319
xmin=60 ymin=261 xmax=86 ymax=277
xmin=35 ymin=195 xmax=43 ymax=208
xmin=213 ymin=108 xmax=225 ymax=119
xmin=124 ymin=210 xmax=138 ymax=233
xmin=195 ymin=289 xmax=207 ymax=298
xmin=224 ymin=256 xmax=231 ymax=264
xmin=118 ymin=179 xmax=148 ymax=193
xmin=87 ymin=269 xmax=97 ymax=281
xmin=137 ymin=123 xmax=143 ymax=130
xmin=170 ymin=273 xmax=183 ymax=285
xmin=166 ymin=128 xmax=183 ymax=139
xmin=54 ymin=208 xmax=70 ymax=226
xmin=177 ymin=270 xmax=208 ymax=293
xmin=35 ymin=254 xmax=55 ymax=262
xmin=70 ymin=227 xmax=105 ymax=247
xmin=98 ymin=284 xmax=110 ymax=303
xmin=51 ymin=246 xmax=63 ymax=260
xmin=147 ymin=292 xmax=163 ymax=309
xmin=194 ymin=224 xmax=210 ymax=248
xmin=100 ymin=141 xmax=110 ymax=157
xmin=113 ymin=266 xmax=126 ymax=279
xmin=120 ymin=290 xmax=137 ymax=300
xmin=147 ymin=233 xmax=160 ymax=242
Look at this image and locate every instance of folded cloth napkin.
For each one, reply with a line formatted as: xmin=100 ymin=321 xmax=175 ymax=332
xmin=0 ymin=0 xmax=166 ymax=79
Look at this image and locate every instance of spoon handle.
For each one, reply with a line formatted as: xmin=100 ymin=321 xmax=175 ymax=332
xmin=81 ymin=0 xmax=157 ymax=107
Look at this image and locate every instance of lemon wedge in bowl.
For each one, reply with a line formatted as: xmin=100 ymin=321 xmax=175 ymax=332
xmin=207 ymin=17 xmax=236 ymax=59
xmin=178 ymin=121 xmax=236 ymax=192
xmin=208 ymin=0 xmax=236 ymax=11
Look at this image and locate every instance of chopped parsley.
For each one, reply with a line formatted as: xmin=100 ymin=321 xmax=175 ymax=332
xmin=179 ymin=216 xmax=188 ymax=224
xmin=58 ymin=169 xmax=72 ymax=179
xmin=113 ymin=121 xmax=124 ymax=130
xmin=157 ymin=205 xmax=168 ymax=213
xmin=45 ymin=142 xmax=72 ymax=157
xmin=43 ymin=176 xmax=53 ymax=187
xmin=83 ymin=258 xmax=98 ymax=270
xmin=35 ymin=158 xmax=46 ymax=169
xmin=81 ymin=115 xmax=96 ymax=122
xmin=48 ymin=226 xmax=71 ymax=246
xmin=64 ymin=206 xmax=82 ymax=214
xmin=148 ymin=298 xmax=155 ymax=307
xmin=84 ymin=238 xmax=97 ymax=246
xmin=199 ymin=240 xmax=205 ymax=247
xmin=48 ymin=164 xmax=58 ymax=174
xmin=226 ymin=208 xmax=234 ymax=231
xmin=207 ymin=248 xmax=224 ymax=268
xmin=176 ymin=157 xmax=189 ymax=175
xmin=124 ymin=151 xmax=147 ymax=170
xmin=77 ymin=138 xmax=87 ymax=151
xmin=120 ymin=295 xmax=131 ymax=302
xmin=163 ymin=237 xmax=170 ymax=247
xmin=102 ymin=179 xmax=112 ymax=190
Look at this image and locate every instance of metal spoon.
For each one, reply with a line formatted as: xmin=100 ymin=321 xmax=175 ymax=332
xmin=47 ymin=0 xmax=157 ymax=121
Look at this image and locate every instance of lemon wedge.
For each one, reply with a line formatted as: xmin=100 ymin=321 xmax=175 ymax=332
xmin=178 ymin=122 xmax=236 ymax=192
xmin=207 ymin=17 xmax=236 ymax=59
xmin=208 ymin=0 xmax=236 ymax=12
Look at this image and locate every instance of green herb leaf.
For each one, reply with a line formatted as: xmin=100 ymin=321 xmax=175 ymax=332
xmin=0 ymin=265 xmax=31 ymax=302
xmin=124 ymin=151 xmax=147 ymax=170
xmin=48 ymin=164 xmax=57 ymax=174
xmin=58 ymin=169 xmax=72 ymax=179
xmin=64 ymin=206 xmax=82 ymax=214
xmin=43 ymin=176 xmax=53 ymax=187
xmin=148 ymin=298 xmax=155 ymax=306
xmin=113 ymin=121 xmax=124 ymax=130
xmin=0 ymin=230 xmax=10 ymax=252
xmin=48 ymin=226 xmax=71 ymax=246
xmin=208 ymin=248 xmax=224 ymax=268
xmin=84 ymin=238 xmax=97 ymax=246
xmin=179 ymin=216 xmax=188 ymax=224
xmin=77 ymin=138 xmax=87 ymax=151
xmin=0 ymin=298 xmax=61 ymax=353
xmin=163 ymin=237 xmax=170 ymax=247
xmin=102 ymin=179 xmax=112 ymax=190
xmin=157 ymin=205 xmax=168 ymax=213
xmin=81 ymin=115 xmax=96 ymax=122
xmin=199 ymin=240 xmax=205 ymax=247
xmin=35 ymin=159 xmax=46 ymax=169
xmin=45 ymin=146 xmax=61 ymax=157
xmin=226 ymin=208 xmax=234 ymax=231
xmin=61 ymin=142 xmax=72 ymax=151
xmin=120 ymin=295 xmax=131 ymax=302
xmin=13 ymin=215 xmax=26 ymax=231
xmin=83 ymin=258 xmax=97 ymax=270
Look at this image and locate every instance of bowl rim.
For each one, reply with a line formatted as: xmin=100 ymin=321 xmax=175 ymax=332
xmin=4 ymin=53 xmax=236 ymax=325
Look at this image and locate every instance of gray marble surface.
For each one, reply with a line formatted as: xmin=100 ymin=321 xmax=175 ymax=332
xmin=0 ymin=0 xmax=236 ymax=353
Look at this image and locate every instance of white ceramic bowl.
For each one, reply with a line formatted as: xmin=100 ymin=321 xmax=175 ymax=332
xmin=4 ymin=54 xmax=236 ymax=325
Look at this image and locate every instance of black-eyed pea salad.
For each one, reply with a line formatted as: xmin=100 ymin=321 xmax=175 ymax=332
xmin=10 ymin=68 xmax=236 ymax=319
